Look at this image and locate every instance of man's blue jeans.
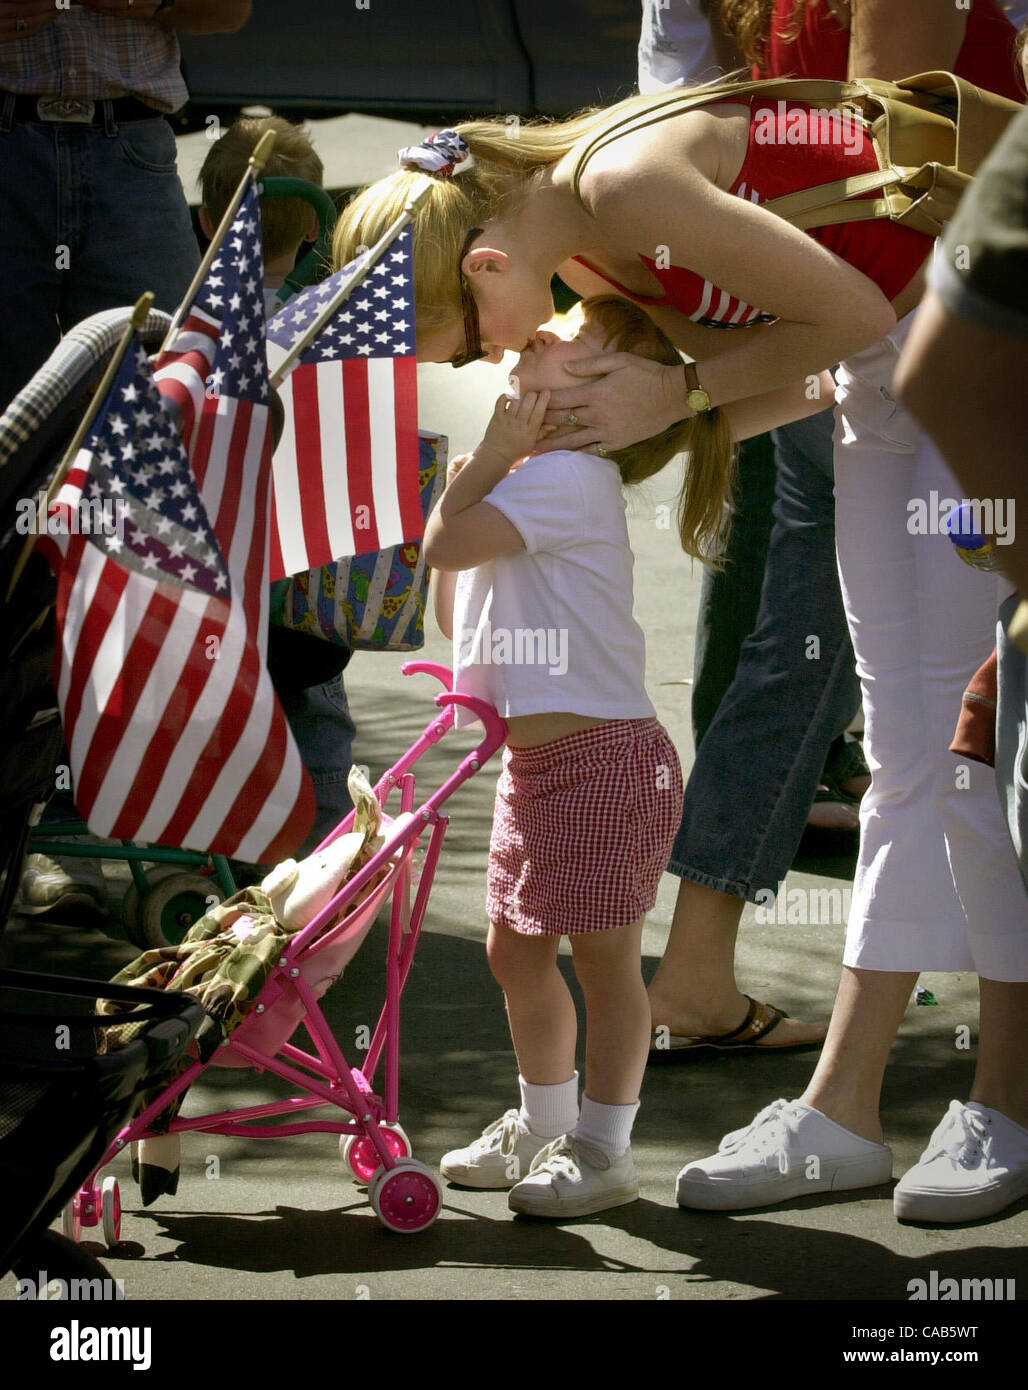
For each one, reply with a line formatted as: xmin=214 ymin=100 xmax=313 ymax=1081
xmin=670 ymin=408 xmax=861 ymax=901
xmin=0 ymin=105 xmax=200 ymax=409
xmin=279 ymin=674 xmax=357 ymax=858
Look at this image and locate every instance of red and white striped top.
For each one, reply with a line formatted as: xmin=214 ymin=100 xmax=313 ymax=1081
xmin=650 ymin=176 xmax=775 ymax=329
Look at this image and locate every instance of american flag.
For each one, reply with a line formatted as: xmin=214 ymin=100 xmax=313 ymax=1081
xmin=265 ymin=224 xmax=422 ymax=580
xmin=40 ymin=332 xmax=314 ymax=863
xmin=41 ymin=183 xmax=316 ymax=863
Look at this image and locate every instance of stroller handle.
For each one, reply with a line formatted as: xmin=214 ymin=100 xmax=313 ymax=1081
xmin=434 ymin=692 xmax=507 ymax=759
xmin=400 ymin=660 xmax=451 ymax=688
xmin=401 ymin=661 xmax=508 ymax=756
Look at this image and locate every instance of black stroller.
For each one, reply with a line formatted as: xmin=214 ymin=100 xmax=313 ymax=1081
xmin=0 ymin=308 xmax=207 ymax=1292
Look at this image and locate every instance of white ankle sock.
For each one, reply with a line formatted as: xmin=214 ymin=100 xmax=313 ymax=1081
xmin=519 ymin=1073 xmax=579 ymax=1139
xmin=574 ymin=1095 xmax=639 ymax=1158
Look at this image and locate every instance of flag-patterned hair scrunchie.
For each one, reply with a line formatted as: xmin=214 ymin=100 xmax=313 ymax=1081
xmin=397 ymin=128 xmax=470 ymax=177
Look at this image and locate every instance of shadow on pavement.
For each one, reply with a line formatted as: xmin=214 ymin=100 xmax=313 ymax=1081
xmin=8 ymin=908 xmax=1019 ymax=1297
xmin=95 ymin=1184 xmax=1026 ymax=1299
xmin=610 ymin=1203 xmax=1027 ymax=1301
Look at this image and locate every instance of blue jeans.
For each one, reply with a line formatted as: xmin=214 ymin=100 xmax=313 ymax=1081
xmin=691 ymin=431 xmax=777 ymax=747
xmin=669 ymin=409 xmax=861 ymax=901
xmin=280 ymin=674 xmax=357 ymax=857
xmin=0 ymin=104 xmax=200 ymax=409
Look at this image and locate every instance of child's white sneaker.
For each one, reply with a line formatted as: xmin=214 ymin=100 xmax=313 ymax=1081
xmin=894 ymin=1100 xmax=1028 ymax=1223
xmin=507 ymin=1135 xmax=639 ymax=1218
xmin=676 ymin=1099 xmax=892 ymax=1209
xmin=440 ymin=1110 xmax=550 ymax=1189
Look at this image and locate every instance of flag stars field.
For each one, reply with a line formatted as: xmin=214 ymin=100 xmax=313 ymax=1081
xmin=67 ymin=346 xmax=230 ymax=597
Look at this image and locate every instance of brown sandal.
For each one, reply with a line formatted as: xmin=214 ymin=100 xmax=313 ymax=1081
xmin=648 ymin=996 xmax=824 ymax=1056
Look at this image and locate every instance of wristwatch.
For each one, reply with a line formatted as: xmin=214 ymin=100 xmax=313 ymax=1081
xmin=683 ymin=360 xmax=712 ymax=414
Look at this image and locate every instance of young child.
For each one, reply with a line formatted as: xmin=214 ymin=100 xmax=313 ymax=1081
xmin=199 ymin=114 xmax=325 ymax=317
xmin=199 ymin=116 xmax=356 ymax=855
xmin=424 ymin=296 xmax=687 ymax=1217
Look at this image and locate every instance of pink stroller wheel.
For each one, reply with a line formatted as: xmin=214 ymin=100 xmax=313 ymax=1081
xmin=368 ymin=1160 xmax=441 ymax=1233
xmin=341 ymin=1123 xmax=410 ymax=1185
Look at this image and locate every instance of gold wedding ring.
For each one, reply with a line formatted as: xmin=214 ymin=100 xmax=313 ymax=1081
xmin=567 ymin=410 xmax=579 ymax=427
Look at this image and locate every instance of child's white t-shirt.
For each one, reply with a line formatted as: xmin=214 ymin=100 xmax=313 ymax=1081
xmin=451 ymin=449 xmax=656 ymax=727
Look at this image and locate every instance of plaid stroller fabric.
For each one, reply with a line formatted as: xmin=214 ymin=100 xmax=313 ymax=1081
xmin=0 ymin=306 xmax=172 ymax=475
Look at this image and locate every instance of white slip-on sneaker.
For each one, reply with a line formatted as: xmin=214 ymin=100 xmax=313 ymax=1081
xmin=440 ymin=1110 xmax=551 ymax=1189
xmin=507 ymin=1134 xmax=639 ymax=1218
xmin=894 ymin=1100 xmax=1028 ymax=1224
xmin=676 ymin=1098 xmax=893 ymax=1210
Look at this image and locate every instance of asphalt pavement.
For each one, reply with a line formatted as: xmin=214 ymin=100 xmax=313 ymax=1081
xmin=2 ymin=114 xmax=1025 ymax=1316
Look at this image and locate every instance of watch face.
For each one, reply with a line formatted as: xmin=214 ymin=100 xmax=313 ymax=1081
xmin=688 ymin=388 xmax=711 ymax=412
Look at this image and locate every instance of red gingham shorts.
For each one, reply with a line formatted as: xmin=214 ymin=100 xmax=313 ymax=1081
xmin=486 ymin=718 xmax=684 ymax=936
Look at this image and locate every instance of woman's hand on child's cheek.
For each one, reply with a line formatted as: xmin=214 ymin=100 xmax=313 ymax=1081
xmin=541 ymin=353 xmax=683 ymax=453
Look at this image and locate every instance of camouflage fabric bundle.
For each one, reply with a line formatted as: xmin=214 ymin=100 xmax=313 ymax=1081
xmin=96 ymin=887 xmax=298 ymax=1134
xmin=98 ymin=886 xmax=290 ymax=1060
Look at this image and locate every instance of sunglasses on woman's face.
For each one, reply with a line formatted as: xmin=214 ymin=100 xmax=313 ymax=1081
xmin=451 ymin=227 xmax=486 ymax=368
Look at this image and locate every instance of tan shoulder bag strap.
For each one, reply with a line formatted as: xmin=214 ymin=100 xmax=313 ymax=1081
xmin=568 ymin=76 xmax=877 ymax=204
xmin=762 ymin=168 xmax=905 ymax=223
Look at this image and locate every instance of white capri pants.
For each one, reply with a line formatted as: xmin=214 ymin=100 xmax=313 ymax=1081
xmin=833 ymin=312 xmax=1028 ymax=981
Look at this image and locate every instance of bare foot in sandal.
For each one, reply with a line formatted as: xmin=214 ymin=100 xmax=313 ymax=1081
xmin=648 ymin=990 xmax=827 ymax=1054
xmin=807 ymin=788 xmax=861 ymax=830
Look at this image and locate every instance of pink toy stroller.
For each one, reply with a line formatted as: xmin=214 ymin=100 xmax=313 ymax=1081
xmin=59 ymin=661 xmax=506 ymax=1239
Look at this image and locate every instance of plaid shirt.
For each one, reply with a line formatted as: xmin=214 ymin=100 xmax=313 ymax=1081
xmin=0 ymin=11 xmax=188 ymax=113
